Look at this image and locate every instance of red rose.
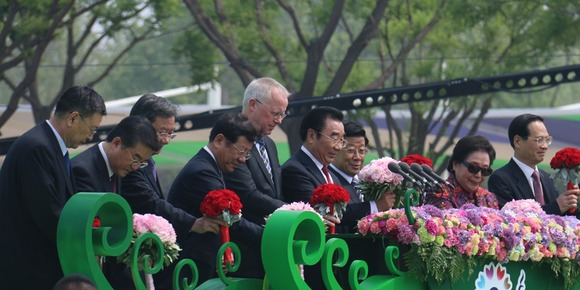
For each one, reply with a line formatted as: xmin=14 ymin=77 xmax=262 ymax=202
xmin=310 ymin=184 xmax=350 ymax=207
xmin=200 ymin=189 xmax=243 ymax=217
xmin=550 ymin=147 xmax=580 ymax=169
xmin=401 ymin=154 xmax=433 ymax=169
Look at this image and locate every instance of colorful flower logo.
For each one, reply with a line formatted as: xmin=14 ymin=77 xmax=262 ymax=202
xmin=474 ymin=262 xmax=526 ymax=290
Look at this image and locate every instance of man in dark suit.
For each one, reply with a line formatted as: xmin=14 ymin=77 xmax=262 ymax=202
xmin=224 ymin=77 xmax=289 ymax=225
xmin=72 ymin=116 xmax=160 ymax=193
xmin=0 ymin=85 xmax=106 ymax=290
xmin=121 ymin=94 xmax=225 ymax=289
xmin=168 ymin=112 xmax=263 ymax=284
xmin=329 ymin=121 xmax=395 ymax=233
xmin=488 ymin=113 xmax=580 ymax=216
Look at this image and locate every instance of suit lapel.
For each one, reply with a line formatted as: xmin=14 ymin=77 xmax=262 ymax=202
xmin=41 ymin=122 xmax=75 ymax=195
xmin=508 ymin=159 xmax=535 ymax=200
xmin=251 ymin=145 xmax=274 ymax=188
xmin=297 ymin=150 xmax=326 ymax=185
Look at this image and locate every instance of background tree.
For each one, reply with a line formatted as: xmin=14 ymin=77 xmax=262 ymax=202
xmin=0 ymin=0 xmax=180 ymax=131
xmin=178 ymin=0 xmax=579 ymax=173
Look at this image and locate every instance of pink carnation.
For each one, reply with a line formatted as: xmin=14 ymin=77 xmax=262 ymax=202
xmin=133 ymin=213 xmax=177 ymax=244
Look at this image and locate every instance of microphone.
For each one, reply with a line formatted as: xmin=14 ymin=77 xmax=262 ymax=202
xmin=398 ymin=162 xmax=428 ymax=187
xmin=421 ymin=164 xmax=455 ymax=189
xmin=410 ymin=163 xmax=442 ymax=191
xmin=388 ymin=162 xmax=422 ymax=188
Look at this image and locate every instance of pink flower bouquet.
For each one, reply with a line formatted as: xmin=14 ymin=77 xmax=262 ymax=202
xmin=357 ymin=157 xmax=405 ymax=205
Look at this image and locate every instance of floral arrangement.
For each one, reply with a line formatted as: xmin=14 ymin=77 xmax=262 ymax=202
xmin=357 ymin=199 xmax=580 ymax=289
xmin=266 ymin=201 xmax=324 ymax=222
xmin=310 ymin=183 xmax=350 ymax=234
xmin=200 ymin=189 xmax=242 ymax=266
xmin=357 ymin=156 xmax=405 ymax=206
xmin=550 ymin=147 xmax=580 ymax=214
xmin=118 ymin=214 xmax=181 ymax=289
xmin=401 ymin=154 xmax=433 ymax=169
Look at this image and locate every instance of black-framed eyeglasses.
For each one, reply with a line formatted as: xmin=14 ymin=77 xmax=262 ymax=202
xmin=254 ymin=98 xmax=288 ymax=121
xmin=157 ymin=132 xmax=177 ymax=140
xmin=318 ymin=131 xmax=347 ymax=148
xmin=344 ymin=148 xmax=369 ymax=156
xmin=126 ymin=148 xmax=148 ymax=169
xmin=78 ymin=113 xmax=98 ymax=135
xmin=525 ymin=135 xmax=553 ymax=146
xmin=461 ymin=160 xmax=492 ymax=176
xmin=232 ymin=143 xmax=251 ymax=160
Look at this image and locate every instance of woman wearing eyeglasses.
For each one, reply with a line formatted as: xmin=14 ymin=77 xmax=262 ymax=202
xmin=425 ymin=135 xmax=499 ymax=210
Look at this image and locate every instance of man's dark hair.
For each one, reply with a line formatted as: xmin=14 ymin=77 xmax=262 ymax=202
xmin=343 ymin=121 xmax=368 ymax=145
xmin=299 ymin=106 xmax=344 ymax=141
xmin=507 ymin=114 xmax=545 ymax=148
xmin=106 ymin=115 xmax=161 ymax=152
xmin=447 ymin=135 xmax=496 ymax=172
xmin=52 ymin=273 xmax=97 ymax=290
xmin=130 ymin=93 xmax=179 ymax=122
xmin=209 ymin=112 xmax=258 ymax=144
xmin=54 ymin=86 xmax=107 ymax=118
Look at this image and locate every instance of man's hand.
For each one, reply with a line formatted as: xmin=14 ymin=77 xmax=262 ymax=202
xmin=190 ymin=216 xmax=227 ymax=234
xmin=322 ymin=214 xmax=340 ymax=228
xmin=557 ymin=186 xmax=580 ymax=214
xmin=376 ymin=191 xmax=396 ymax=212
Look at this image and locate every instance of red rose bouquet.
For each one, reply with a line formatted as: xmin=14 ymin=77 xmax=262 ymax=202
xmin=550 ymin=147 xmax=580 ymax=213
xmin=401 ymin=154 xmax=433 ymax=169
xmin=310 ymin=183 xmax=350 ymax=234
xmin=200 ymin=189 xmax=242 ymax=266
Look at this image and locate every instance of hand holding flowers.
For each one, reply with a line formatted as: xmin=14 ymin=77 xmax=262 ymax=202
xmin=550 ymin=147 xmax=580 ymax=214
xmin=310 ymin=184 xmax=350 ymax=234
xmin=200 ymin=189 xmax=242 ymax=267
xmin=357 ymin=157 xmax=405 ymax=206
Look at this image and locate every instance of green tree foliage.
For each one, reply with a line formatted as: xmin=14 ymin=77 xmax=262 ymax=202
xmin=0 ymin=0 xmax=180 ymax=130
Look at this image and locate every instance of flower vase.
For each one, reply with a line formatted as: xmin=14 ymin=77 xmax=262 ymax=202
xmin=220 ymin=225 xmax=234 ymax=266
xmin=567 ymin=181 xmax=576 ymax=214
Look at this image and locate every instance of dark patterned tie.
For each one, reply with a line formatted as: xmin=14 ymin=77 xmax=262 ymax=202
xmin=257 ymin=139 xmax=273 ymax=182
xmin=322 ymin=165 xmax=332 ymax=184
xmin=352 ymin=176 xmax=364 ymax=202
xmin=532 ymin=170 xmax=545 ymax=205
xmin=64 ymin=151 xmax=70 ymax=176
xmin=110 ymin=174 xmax=117 ymax=193
xmin=149 ymin=159 xmax=158 ymax=182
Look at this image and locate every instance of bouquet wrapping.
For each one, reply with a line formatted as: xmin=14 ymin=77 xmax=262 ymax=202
xmin=200 ymin=189 xmax=242 ymax=266
xmin=357 ymin=157 xmax=405 ymax=206
xmin=550 ymin=147 xmax=580 ymax=214
xmin=310 ymin=183 xmax=350 ymax=234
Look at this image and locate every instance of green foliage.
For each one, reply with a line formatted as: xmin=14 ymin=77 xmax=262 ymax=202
xmin=171 ymin=28 xmax=220 ymax=85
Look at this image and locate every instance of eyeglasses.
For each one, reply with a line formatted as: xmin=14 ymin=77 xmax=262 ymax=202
xmin=232 ymin=143 xmax=251 ymax=160
xmin=344 ymin=148 xmax=369 ymax=156
xmin=78 ymin=113 xmax=98 ymax=135
xmin=526 ymin=136 xmax=553 ymax=146
xmin=461 ymin=160 xmax=493 ymax=176
xmin=126 ymin=149 xmax=148 ymax=169
xmin=318 ymin=131 xmax=347 ymax=148
xmin=157 ymin=132 xmax=177 ymax=140
xmin=254 ymin=98 xmax=288 ymax=121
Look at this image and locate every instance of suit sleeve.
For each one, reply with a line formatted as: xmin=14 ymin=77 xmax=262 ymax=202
xmin=487 ymin=171 xmax=516 ymax=209
xmin=540 ymin=172 xmax=564 ymax=215
xmin=167 ymin=166 xmax=224 ymax=218
xmin=19 ymin=146 xmax=68 ymax=244
xmin=71 ymin=161 xmax=100 ymax=193
xmin=121 ymin=168 xmax=196 ymax=238
xmin=281 ymin=161 xmax=316 ymax=203
xmin=224 ymin=162 xmax=285 ymax=220
xmin=341 ymin=202 xmax=371 ymax=229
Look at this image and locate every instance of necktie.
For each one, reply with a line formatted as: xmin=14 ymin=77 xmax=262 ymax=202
xmin=352 ymin=176 xmax=364 ymax=202
xmin=149 ymin=159 xmax=158 ymax=182
xmin=532 ymin=170 xmax=545 ymax=205
xmin=110 ymin=174 xmax=117 ymax=193
xmin=257 ymin=139 xmax=273 ymax=182
xmin=322 ymin=165 xmax=332 ymax=184
xmin=64 ymin=151 xmax=70 ymax=176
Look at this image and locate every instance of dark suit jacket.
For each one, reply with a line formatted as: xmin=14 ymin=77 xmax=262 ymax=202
xmin=121 ymin=160 xmax=196 ymax=239
xmin=329 ymin=165 xmax=363 ymax=203
xmin=488 ymin=158 xmax=561 ymax=215
xmin=224 ymin=136 xmax=285 ymax=224
xmin=167 ymin=148 xmax=264 ymax=283
xmin=281 ymin=149 xmax=370 ymax=231
xmin=0 ymin=121 xmax=75 ymax=289
xmin=71 ymin=144 xmax=119 ymax=193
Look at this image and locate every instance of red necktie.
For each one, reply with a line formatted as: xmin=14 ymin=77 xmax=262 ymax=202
xmin=111 ymin=174 xmax=117 ymax=193
xmin=532 ymin=170 xmax=545 ymax=205
xmin=322 ymin=165 xmax=332 ymax=184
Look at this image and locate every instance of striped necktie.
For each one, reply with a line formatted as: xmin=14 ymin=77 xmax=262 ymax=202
xmin=257 ymin=138 xmax=273 ymax=182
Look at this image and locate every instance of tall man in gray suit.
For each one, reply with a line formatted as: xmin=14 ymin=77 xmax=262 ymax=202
xmin=224 ymin=77 xmax=289 ymax=225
